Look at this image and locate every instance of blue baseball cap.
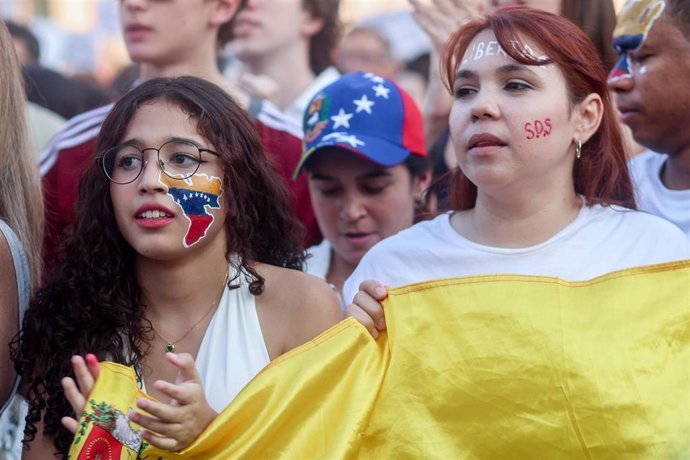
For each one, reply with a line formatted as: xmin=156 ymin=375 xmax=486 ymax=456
xmin=293 ymin=71 xmax=427 ymax=178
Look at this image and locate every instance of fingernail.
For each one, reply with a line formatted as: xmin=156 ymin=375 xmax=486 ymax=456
xmin=376 ymin=318 xmax=386 ymax=330
xmin=375 ymin=287 xmax=386 ymax=298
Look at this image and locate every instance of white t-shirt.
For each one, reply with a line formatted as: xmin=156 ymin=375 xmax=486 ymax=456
xmin=304 ymin=239 xmax=332 ymax=280
xmin=629 ymin=150 xmax=690 ymax=239
xmin=304 ymin=239 xmax=348 ymax=308
xmin=343 ymin=204 xmax=690 ymax=304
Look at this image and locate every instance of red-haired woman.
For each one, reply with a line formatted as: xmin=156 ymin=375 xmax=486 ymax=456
xmin=343 ymin=6 xmax=689 ymax=337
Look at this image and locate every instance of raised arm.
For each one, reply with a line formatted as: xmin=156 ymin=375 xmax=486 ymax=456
xmin=409 ymin=0 xmax=488 ymax=148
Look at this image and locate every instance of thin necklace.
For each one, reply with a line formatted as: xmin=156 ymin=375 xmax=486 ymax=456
xmin=148 ymin=269 xmax=229 ymax=353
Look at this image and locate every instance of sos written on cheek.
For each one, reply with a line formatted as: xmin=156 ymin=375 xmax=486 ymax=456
xmin=524 ymin=118 xmax=552 ymax=140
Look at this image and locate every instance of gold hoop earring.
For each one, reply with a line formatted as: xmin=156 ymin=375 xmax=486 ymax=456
xmin=575 ymin=139 xmax=582 ymax=160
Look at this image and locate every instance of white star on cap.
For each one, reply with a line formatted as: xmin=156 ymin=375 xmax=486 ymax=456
xmin=323 ymin=132 xmax=365 ymax=148
xmin=372 ymin=83 xmax=390 ymax=99
xmin=353 ymin=94 xmax=375 ymax=114
xmin=364 ymin=73 xmax=385 ymax=83
xmin=330 ymin=108 xmax=353 ymax=129
xmin=340 ymin=134 xmax=365 ymax=148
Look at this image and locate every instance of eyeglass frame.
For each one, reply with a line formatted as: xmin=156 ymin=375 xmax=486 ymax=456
xmin=99 ymin=139 xmax=221 ymax=185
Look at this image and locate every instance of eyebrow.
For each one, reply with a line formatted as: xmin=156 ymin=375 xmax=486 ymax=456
xmin=119 ymin=136 xmax=204 ymax=148
xmin=455 ymin=63 xmax=541 ymax=81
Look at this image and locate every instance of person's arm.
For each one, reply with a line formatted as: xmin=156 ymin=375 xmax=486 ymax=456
xmin=253 ymin=262 xmax=341 ymax=359
xmin=0 ymin=231 xmax=18 ymax=407
xmin=409 ymin=0 xmax=488 ymax=149
xmin=264 ymin=268 xmax=342 ymax=355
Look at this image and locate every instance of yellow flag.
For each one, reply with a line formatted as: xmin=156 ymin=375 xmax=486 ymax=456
xmin=70 ymin=261 xmax=690 ymax=459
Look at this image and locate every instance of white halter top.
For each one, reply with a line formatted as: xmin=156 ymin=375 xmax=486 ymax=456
xmin=193 ymin=270 xmax=270 ymax=412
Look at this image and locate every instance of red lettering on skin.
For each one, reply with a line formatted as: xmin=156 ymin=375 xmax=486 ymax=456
xmin=534 ymin=120 xmax=544 ymax=138
xmin=524 ymin=117 xmax=552 ymax=139
xmin=525 ymin=122 xmax=535 ymax=140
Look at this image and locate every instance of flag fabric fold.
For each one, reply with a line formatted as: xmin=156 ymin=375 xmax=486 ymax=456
xmin=69 ymin=260 xmax=690 ymax=459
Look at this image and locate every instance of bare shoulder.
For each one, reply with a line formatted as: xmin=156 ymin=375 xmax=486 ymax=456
xmin=254 ymin=263 xmax=341 ymax=357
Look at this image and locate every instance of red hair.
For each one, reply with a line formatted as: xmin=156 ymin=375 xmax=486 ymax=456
xmin=443 ymin=6 xmax=635 ymax=210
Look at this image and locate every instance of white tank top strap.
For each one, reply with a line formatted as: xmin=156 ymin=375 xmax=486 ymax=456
xmin=194 ymin=265 xmax=270 ymax=412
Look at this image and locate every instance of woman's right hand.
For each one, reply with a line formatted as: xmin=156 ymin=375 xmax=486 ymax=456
xmin=409 ymin=0 xmax=487 ymax=53
xmin=60 ymin=354 xmax=100 ymax=433
xmin=345 ymin=280 xmax=388 ymax=339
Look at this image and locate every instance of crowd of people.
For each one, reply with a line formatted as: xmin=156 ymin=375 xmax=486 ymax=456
xmin=0 ymin=0 xmax=688 ymax=457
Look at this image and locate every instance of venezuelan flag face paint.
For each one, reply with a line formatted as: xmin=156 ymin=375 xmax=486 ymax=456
xmin=609 ymin=0 xmax=666 ymax=83
xmin=159 ymin=172 xmax=224 ymax=248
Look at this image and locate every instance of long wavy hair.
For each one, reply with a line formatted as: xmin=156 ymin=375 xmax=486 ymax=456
xmin=443 ymin=6 xmax=635 ymax=211
xmin=0 ymin=20 xmax=43 ymax=287
xmin=12 ymin=76 xmax=305 ymax=456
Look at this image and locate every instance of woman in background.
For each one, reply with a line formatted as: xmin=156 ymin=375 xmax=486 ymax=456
xmin=296 ymin=72 xmax=431 ymax=303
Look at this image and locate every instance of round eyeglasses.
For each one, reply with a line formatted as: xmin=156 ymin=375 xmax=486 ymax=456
xmin=101 ymin=140 xmax=220 ymax=185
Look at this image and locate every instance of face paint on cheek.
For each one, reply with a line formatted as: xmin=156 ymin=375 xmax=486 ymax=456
xmin=159 ymin=172 xmax=224 ymax=247
xmin=524 ymin=118 xmax=552 ymax=140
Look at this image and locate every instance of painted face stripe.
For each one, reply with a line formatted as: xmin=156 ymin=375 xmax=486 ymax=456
xmin=609 ymin=0 xmax=666 ymax=82
xmin=608 ymin=34 xmax=643 ymax=82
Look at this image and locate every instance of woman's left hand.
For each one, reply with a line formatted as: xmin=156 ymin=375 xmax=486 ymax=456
xmin=61 ymin=354 xmax=101 ymax=433
xmin=128 ymin=352 xmax=217 ymax=452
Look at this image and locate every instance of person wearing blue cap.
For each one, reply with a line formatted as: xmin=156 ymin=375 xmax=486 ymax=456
xmin=294 ymin=71 xmax=431 ymax=304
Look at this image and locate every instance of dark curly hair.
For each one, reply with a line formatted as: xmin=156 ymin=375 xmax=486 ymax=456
xmin=11 ymin=76 xmax=305 ymax=456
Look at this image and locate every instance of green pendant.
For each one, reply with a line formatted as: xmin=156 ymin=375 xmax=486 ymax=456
xmin=166 ymin=343 xmax=175 ymax=353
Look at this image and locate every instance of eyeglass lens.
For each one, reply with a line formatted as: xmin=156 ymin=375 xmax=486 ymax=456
xmin=103 ymin=141 xmax=203 ymax=184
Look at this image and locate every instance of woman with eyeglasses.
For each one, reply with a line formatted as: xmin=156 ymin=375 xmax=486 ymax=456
xmin=12 ymin=76 xmax=341 ymax=458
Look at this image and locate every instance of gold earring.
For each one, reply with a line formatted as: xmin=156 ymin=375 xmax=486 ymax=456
xmin=576 ymin=139 xmax=582 ymax=160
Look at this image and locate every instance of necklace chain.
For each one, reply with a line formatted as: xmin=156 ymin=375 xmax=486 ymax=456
xmin=148 ymin=270 xmax=229 ymax=353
